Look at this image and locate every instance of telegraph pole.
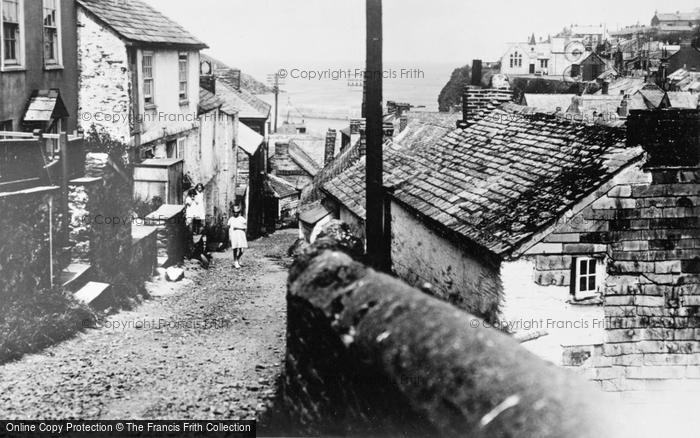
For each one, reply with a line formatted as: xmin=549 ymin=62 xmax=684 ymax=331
xmin=266 ymin=72 xmax=285 ymax=133
xmin=365 ymin=0 xmax=386 ymax=269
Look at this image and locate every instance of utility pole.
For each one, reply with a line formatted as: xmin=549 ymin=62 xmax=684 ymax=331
xmin=266 ymin=72 xmax=285 ymax=133
xmin=365 ymin=0 xmax=386 ymax=270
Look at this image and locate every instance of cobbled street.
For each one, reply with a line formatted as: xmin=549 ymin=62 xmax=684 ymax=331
xmin=0 ymin=230 xmax=297 ymax=420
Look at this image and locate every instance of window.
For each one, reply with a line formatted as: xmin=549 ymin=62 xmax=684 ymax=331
xmin=178 ymin=52 xmax=188 ymax=102
xmin=42 ymin=0 xmax=61 ymax=66
xmin=1 ymin=0 xmax=22 ymax=67
xmin=573 ymin=257 xmax=599 ymax=300
xmin=509 ymin=52 xmax=522 ymax=68
xmin=142 ymin=52 xmax=154 ymax=106
xmin=177 ymin=137 xmax=185 ymax=158
xmin=539 ymin=59 xmax=548 ymax=69
xmin=0 ymin=119 xmax=12 ymax=138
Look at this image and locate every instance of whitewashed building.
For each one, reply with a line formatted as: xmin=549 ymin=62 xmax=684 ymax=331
xmin=76 ymin=0 xmax=206 ymax=163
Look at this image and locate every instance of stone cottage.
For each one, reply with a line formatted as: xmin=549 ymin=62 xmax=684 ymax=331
xmin=77 ymin=0 xmax=206 ymax=162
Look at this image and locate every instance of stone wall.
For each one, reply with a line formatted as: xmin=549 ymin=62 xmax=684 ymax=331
xmin=558 ymin=109 xmax=700 ymax=392
xmin=390 ymin=201 xmax=502 ymax=322
xmin=275 ymin=229 xmax=624 ymax=437
xmin=77 ymin=8 xmax=131 ymax=143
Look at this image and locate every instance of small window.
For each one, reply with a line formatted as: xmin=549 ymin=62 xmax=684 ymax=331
xmin=573 ymin=257 xmax=599 ymax=300
xmin=178 ymin=52 xmax=188 ymax=102
xmin=42 ymin=0 xmax=61 ymax=65
xmin=177 ymin=137 xmax=185 ymax=158
xmin=142 ymin=52 xmax=155 ymax=106
xmin=2 ymin=0 xmax=22 ymax=66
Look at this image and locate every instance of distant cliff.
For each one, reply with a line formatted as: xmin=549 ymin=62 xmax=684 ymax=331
xmin=437 ymin=65 xmax=471 ymax=112
xmin=242 ymin=72 xmax=273 ymax=94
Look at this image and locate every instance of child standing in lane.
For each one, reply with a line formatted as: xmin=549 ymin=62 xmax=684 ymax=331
xmin=227 ymin=205 xmax=247 ymax=269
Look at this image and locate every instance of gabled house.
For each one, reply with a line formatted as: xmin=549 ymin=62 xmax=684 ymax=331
xmin=666 ymin=45 xmax=700 ymax=74
xmin=268 ymin=137 xmax=323 ymax=189
xmin=77 ymin=0 xmax=207 ymax=162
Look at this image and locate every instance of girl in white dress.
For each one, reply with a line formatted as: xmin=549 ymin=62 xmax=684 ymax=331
xmin=227 ymin=205 xmax=247 ymax=268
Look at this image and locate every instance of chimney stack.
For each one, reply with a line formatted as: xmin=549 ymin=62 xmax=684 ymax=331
xmin=350 ymin=118 xmax=365 ymax=149
xmin=471 ymin=59 xmax=483 ymax=87
xmin=602 ymin=79 xmax=609 ymax=95
xmin=200 ymin=75 xmax=215 ymax=94
xmin=383 ymin=122 xmax=395 ymax=142
xmin=618 ymin=95 xmax=630 ymax=117
xmin=324 ymin=129 xmax=337 ymax=165
xmin=399 ymin=114 xmax=408 ymax=133
xmin=230 ymin=69 xmax=241 ymax=90
xmin=274 ymin=141 xmax=289 ymax=157
xmin=627 ymin=109 xmax=700 ymax=171
xmin=359 ymin=128 xmax=366 ymax=157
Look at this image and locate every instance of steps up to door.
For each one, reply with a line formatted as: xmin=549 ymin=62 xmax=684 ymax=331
xmin=74 ymin=281 xmax=111 ymax=307
xmin=59 ymin=263 xmax=92 ymax=292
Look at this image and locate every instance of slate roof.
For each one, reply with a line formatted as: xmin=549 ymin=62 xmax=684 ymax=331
xmin=198 ymin=88 xmax=224 ymax=114
xmin=78 ymin=0 xmax=207 ymax=48
xmin=385 ymin=103 xmax=643 ymax=258
xmin=289 ymin=141 xmax=323 ymax=176
xmin=24 ymin=89 xmax=68 ymax=122
xmin=667 ymin=91 xmax=699 ymax=109
xmin=321 ymin=112 xmax=461 ymax=220
xmin=523 ymin=94 xmax=575 ymax=113
xmin=200 ymin=54 xmax=271 ymax=119
xmin=266 ymin=174 xmax=300 ymax=199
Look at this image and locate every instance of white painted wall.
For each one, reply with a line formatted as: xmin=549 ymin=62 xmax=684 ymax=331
xmin=501 ymin=259 xmax=605 ymax=365
xmin=390 ymin=201 xmax=502 ymax=321
xmin=137 ymin=48 xmax=200 ymax=146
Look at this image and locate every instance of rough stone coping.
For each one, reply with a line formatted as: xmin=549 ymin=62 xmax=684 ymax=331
xmin=145 ymin=204 xmax=185 ymax=223
xmin=0 ymin=185 xmax=60 ymax=199
xmin=132 ymin=224 xmax=159 ymax=244
xmin=286 ymin=235 xmax=630 ymax=437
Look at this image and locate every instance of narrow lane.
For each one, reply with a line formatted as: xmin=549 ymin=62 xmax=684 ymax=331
xmin=0 ymin=230 xmax=297 ymax=420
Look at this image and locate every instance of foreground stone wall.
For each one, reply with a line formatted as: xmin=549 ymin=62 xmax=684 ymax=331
xmin=277 ymin=228 xmax=625 ymax=437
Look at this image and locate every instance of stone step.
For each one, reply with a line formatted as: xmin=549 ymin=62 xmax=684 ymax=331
xmin=59 ymin=263 xmax=92 ymax=292
xmin=74 ymin=281 xmax=111 ymax=307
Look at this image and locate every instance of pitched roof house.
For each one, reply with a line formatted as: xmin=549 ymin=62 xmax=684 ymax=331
xmin=77 ymin=0 xmax=207 ymax=159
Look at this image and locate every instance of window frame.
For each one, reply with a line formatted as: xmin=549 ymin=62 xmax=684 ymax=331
xmin=142 ymin=51 xmax=155 ymax=108
xmin=42 ymin=0 xmax=62 ymax=68
xmin=178 ymin=52 xmax=188 ymax=103
xmin=572 ymin=257 xmax=600 ymax=300
xmin=1 ymin=0 xmax=25 ymax=70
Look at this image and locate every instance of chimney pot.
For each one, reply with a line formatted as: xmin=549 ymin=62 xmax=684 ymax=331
xmin=471 ymin=59 xmax=483 ymax=87
xmin=324 ymin=129 xmax=337 ymax=165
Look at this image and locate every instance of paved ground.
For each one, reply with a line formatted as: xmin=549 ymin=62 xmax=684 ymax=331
xmin=0 ymin=229 xmax=297 ymax=420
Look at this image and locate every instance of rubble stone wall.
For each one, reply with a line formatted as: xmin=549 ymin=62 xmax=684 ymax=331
xmin=390 ymin=201 xmax=502 ymax=322
xmin=278 ymin=232 xmax=623 ymax=437
xmin=77 ymin=8 xmax=131 ymax=143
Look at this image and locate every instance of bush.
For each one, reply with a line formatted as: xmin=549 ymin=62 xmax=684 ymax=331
xmin=0 ymin=287 xmax=94 ymax=363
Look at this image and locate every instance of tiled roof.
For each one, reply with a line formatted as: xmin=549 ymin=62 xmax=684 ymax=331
xmin=301 ymin=137 xmax=363 ymax=205
xmin=321 ymin=112 xmax=461 ymax=220
xmin=524 ymin=94 xmax=575 ymax=113
xmin=266 ymin=174 xmax=300 ymax=199
xmin=386 ymin=103 xmax=643 ymax=258
xmin=199 ymin=55 xmax=271 ymax=119
xmin=198 ymin=88 xmax=224 ymax=114
xmin=78 ymin=0 xmax=207 ymax=48
xmin=666 ymin=92 xmax=699 ymax=109
xmin=289 ymin=141 xmax=323 ymax=176
xmin=212 ymin=79 xmax=270 ymax=119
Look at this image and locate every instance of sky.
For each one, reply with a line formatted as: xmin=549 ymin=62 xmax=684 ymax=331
xmin=146 ymin=0 xmax=700 ymax=78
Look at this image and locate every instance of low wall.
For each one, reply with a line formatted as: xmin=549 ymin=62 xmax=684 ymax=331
xmin=278 ymin=229 xmax=626 ymax=437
